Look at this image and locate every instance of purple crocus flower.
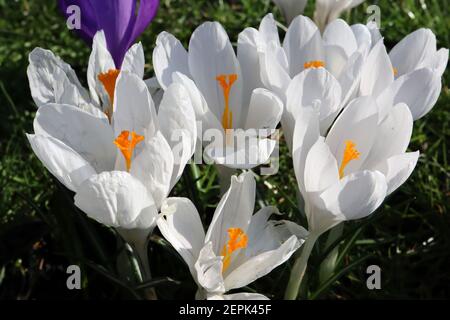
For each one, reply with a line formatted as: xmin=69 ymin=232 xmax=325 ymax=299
xmin=59 ymin=0 xmax=159 ymax=68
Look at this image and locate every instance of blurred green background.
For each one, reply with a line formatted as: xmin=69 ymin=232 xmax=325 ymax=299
xmin=0 ymin=0 xmax=448 ymax=299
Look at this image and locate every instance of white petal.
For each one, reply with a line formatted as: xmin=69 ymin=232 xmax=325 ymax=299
xmin=359 ymin=40 xmax=394 ymax=97
xmin=389 ymin=28 xmax=437 ymax=76
xmin=338 ymin=50 xmax=365 ymax=106
xmin=317 ymin=170 xmax=387 ymax=222
xmin=204 ymin=131 xmax=276 ymax=169
xmin=363 ymin=103 xmax=413 ymax=169
xmin=208 ymin=292 xmax=269 ymax=300
xmin=205 ymin=172 xmax=255 ymax=254
xmin=157 ymin=197 xmax=205 ymax=274
xmin=153 ymin=32 xmax=190 ymax=90
xmin=367 ymin=21 xmax=382 ymax=47
xmin=323 ymin=19 xmax=357 ymax=58
xmin=325 ymin=96 xmax=379 ymax=174
xmin=121 ymin=42 xmax=145 ymax=79
xmin=329 ymin=0 xmax=365 ymax=22
xmin=145 ymin=76 xmax=161 ymax=93
xmin=237 ymin=27 xmax=264 ymax=110
xmin=172 ymin=72 xmax=222 ymax=132
xmin=313 ymin=0 xmax=331 ymax=32
xmin=376 ymin=68 xmax=442 ymax=120
xmin=292 ymin=107 xmax=321 ymax=193
xmin=283 ymin=15 xmax=324 ymax=77
xmin=373 ymin=152 xmax=419 ymax=195
xmin=27 ymin=48 xmax=89 ymax=108
xmin=157 ymin=82 xmax=197 ymax=188
xmin=272 ymin=0 xmax=307 ymax=24
xmin=259 ymin=13 xmax=280 ymax=46
xmin=286 ymin=68 xmax=342 ymax=135
xmin=113 ymin=72 xmax=158 ymax=140
xmin=224 ymin=235 xmax=301 ymax=291
xmin=304 ymin=139 xmax=339 ymax=193
xmin=346 ymin=1 xmax=366 ymax=10
xmin=34 ymin=103 xmax=116 ymax=172
xmin=315 ymin=0 xmax=365 ymax=31
xmin=151 ymin=89 xmax=165 ymax=112
xmin=53 ymin=69 xmax=103 ymax=117
xmin=429 ymin=48 xmax=449 ymax=77
xmin=259 ymin=43 xmax=291 ymax=101
xmin=188 ymin=22 xmax=243 ymax=123
xmin=194 ymin=242 xmax=225 ymax=294
xmin=74 ymin=171 xmax=158 ymax=229
xmin=244 ymin=88 xmax=283 ymax=132
xmin=351 ymin=24 xmax=372 ymax=51
xmin=87 ymin=31 xmax=116 ymax=107
xmin=227 ymin=207 xmax=307 ymax=274
xmin=324 ymin=44 xmax=348 ymax=79
xmin=304 ymin=193 xmax=344 ymax=235
xmin=131 ymin=131 xmax=174 ymax=209
xmin=27 ymin=134 xmax=96 ymax=192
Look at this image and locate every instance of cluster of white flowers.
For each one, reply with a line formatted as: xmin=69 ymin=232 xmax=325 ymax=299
xmin=26 ymin=2 xmax=447 ymax=300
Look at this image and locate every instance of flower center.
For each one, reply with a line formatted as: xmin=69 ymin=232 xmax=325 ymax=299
xmin=338 ymin=140 xmax=360 ymax=179
xmin=113 ymin=131 xmax=144 ymax=172
xmin=393 ymin=67 xmax=398 ymax=77
xmin=98 ymin=69 xmax=120 ymax=122
xmin=220 ymin=227 xmax=248 ymax=273
xmin=216 ymin=74 xmax=238 ymax=131
xmin=304 ymin=60 xmax=325 ymax=69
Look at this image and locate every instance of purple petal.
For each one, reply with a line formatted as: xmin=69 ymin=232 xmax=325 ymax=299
xmin=58 ymin=0 xmax=160 ymax=68
xmin=131 ymin=0 xmax=160 ymax=42
xmin=58 ymin=0 xmax=98 ymax=43
xmin=87 ymin=0 xmax=136 ymax=67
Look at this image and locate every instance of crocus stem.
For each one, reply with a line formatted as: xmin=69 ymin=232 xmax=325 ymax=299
xmin=284 ymin=232 xmax=320 ymax=300
xmin=319 ymin=223 xmax=344 ymax=283
xmin=133 ymin=241 xmax=151 ymax=281
xmin=183 ymin=166 xmax=201 ymax=211
xmin=118 ymin=228 xmax=157 ymax=299
xmin=133 ymin=242 xmax=158 ymax=300
xmin=275 ymin=21 xmax=288 ymax=32
xmin=295 ymin=188 xmax=306 ymax=218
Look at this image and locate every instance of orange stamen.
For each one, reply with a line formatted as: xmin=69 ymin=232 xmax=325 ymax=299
xmin=113 ymin=131 xmax=144 ymax=172
xmin=393 ymin=67 xmax=398 ymax=77
xmin=304 ymin=60 xmax=325 ymax=69
xmin=221 ymin=228 xmax=248 ymax=273
xmin=98 ymin=69 xmax=120 ymax=121
xmin=216 ymin=74 xmax=238 ymax=131
xmin=338 ymin=140 xmax=361 ymax=179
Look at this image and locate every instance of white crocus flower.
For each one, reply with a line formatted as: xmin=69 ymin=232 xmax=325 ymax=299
xmin=282 ymin=67 xmax=343 ymax=151
xmin=360 ymin=30 xmax=448 ymax=120
xmin=285 ymin=96 xmax=419 ymax=299
xmin=27 ymin=73 xmax=196 ymax=277
xmin=157 ymin=172 xmax=308 ymax=300
xmin=389 ymin=29 xmax=448 ymax=78
xmin=272 ymin=0 xmax=308 ymax=24
xmin=314 ymin=0 xmax=366 ymax=32
xmin=152 ymin=21 xmax=283 ymax=173
xmin=27 ymin=31 xmax=145 ymax=121
xmin=253 ymin=14 xmax=368 ymax=149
